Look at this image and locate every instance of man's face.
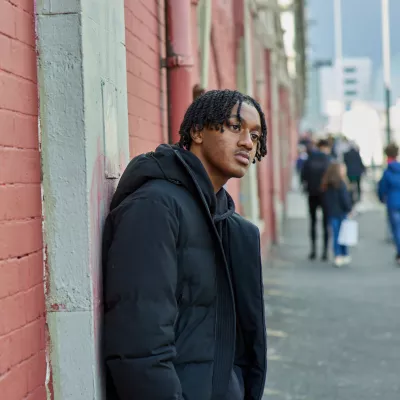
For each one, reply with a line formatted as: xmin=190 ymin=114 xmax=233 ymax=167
xmin=192 ymin=102 xmax=261 ymax=180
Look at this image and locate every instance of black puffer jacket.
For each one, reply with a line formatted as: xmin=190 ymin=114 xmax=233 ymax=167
xmin=102 ymin=144 xmax=267 ymax=400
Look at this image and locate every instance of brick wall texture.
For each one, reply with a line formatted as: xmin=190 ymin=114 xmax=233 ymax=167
xmin=0 ymin=1 xmax=46 ymax=399
xmin=124 ymin=0 xmax=244 ymax=206
xmin=125 ymin=0 xmax=169 ymax=158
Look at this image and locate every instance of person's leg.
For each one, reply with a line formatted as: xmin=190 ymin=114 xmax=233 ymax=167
xmin=339 ymin=220 xmax=350 ymax=263
xmin=321 ymin=196 xmax=329 ymax=260
xmin=387 ymin=209 xmax=400 ymax=262
xmin=341 ymin=244 xmax=350 ymax=264
xmin=308 ymin=195 xmax=318 ymax=259
xmin=356 ymin=177 xmax=362 ymax=202
xmin=330 ymin=218 xmax=343 ymax=266
xmin=386 ymin=210 xmax=393 ymax=243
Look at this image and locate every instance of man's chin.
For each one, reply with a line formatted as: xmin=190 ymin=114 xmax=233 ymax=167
xmin=228 ymin=166 xmax=248 ymax=179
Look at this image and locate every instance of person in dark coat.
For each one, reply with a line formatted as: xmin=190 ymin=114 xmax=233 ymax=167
xmin=343 ymin=142 xmax=365 ymax=203
xmin=301 ymin=138 xmax=332 ymax=260
xmin=102 ymin=90 xmax=268 ymax=400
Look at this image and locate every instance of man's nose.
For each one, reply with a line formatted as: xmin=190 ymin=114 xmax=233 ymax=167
xmin=238 ymin=129 xmax=254 ymax=150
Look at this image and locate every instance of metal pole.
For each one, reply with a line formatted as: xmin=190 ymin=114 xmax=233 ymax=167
xmin=243 ymin=0 xmax=253 ymax=97
xmin=314 ymin=65 xmax=322 ymax=127
xmin=333 ymin=0 xmax=343 ymax=132
xmin=165 ymin=0 xmax=194 ymax=143
xmin=381 ymin=0 xmax=392 ymax=144
xmin=200 ymin=0 xmax=212 ymax=88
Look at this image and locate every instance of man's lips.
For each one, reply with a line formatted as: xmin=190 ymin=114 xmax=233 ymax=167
xmin=234 ymin=151 xmax=250 ymax=165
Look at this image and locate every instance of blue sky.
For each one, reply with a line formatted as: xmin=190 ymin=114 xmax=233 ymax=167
xmin=307 ymin=0 xmax=400 ymax=75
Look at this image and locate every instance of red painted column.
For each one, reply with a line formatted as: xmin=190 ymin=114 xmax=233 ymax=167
xmin=166 ymin=0 xmax=194 ymax=144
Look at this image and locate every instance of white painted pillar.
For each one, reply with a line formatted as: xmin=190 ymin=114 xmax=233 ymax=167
xmin=36 ymin=1 xmax=129 ymax=398
xmin=333 ymin=0 xmax=344 ymax=130
xmin=241 ymin=0 xmax=262 ymax=229
xmin=198 ymin=0 xmax=212 ymax=88
xmin=381 ymin=0 xmax=392 ymax=143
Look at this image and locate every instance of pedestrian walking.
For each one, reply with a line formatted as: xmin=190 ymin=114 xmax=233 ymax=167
xmin=321 ymin=163 xmax=353 ymax=267
xmin=378 ymin=143 xmax=400 ymax=265
xmin=301 ymin=138 xmax=332 ymax=260
xmin=383 ymin=143 xmax=397 ymax=242
xmin=102 ymin=90 xmax=267 ymax=400
xmin=343 ymin=141 xmax=365 ymax=204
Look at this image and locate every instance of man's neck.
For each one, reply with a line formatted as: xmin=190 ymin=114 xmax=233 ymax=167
xmin=189 ymin=149 xmax=227 ymax=193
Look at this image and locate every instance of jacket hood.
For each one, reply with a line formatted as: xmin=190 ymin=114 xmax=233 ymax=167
xmin=388 ymin=161 xmax=400 ymax=174
xmin=110 ymin=144 xmax=235 ymax=219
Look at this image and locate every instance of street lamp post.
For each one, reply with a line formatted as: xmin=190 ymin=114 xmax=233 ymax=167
xmin=381 ymin=0 xmax=392 ymax=144
xmin=333 ymin=0 xmax=344 ymax=132
xmin=312 ymin=59 xmax=332 ymax=129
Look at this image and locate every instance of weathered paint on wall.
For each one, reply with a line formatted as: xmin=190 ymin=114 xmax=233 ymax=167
xmin=0 ymin=0 xmax=47 ymax=398
xmin=125 ymin=0 xmax=168 ymax=156
xmin=36 ymin=0 xmax=129 ymax=398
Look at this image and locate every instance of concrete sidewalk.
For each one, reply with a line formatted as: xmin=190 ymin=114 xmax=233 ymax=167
xmin=262 ymin=192 xmax=400 ymax=400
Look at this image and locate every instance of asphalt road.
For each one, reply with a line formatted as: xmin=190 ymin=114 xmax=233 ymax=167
xmin=262 ymin=207 xmax=400 ymax=400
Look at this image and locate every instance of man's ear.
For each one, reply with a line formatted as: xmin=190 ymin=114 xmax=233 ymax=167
xmin=191 ymin=129 xmax=204 ymax=144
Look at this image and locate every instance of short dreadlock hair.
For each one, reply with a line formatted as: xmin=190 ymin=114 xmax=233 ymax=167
xmin=178 ymin=89 xmax=267 ymax=162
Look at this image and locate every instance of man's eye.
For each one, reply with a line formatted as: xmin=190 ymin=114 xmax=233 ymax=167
xmin=230 ymin=124 xmax=241 ymax=131
xmin=251 ymin=133 xmax=260 ymax=141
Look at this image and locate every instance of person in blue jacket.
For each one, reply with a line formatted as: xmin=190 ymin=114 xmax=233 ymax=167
xmin=321 ymin=162 xmax=353 ymax=267
xmin=378 ymin=142 xmax=400 ymax=265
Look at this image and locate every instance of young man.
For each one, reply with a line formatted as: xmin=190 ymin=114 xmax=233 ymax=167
xmin=102 ymin=90 xmax=268 ymax=400
xmin=379 ymin=143 xmax=400 ymax=264
xmin=301 ymin=138 xmax=332 ymax=260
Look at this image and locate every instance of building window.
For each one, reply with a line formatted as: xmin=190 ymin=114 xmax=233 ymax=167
xmin=344 ymin=66 xmax=357 ymax=73
xmin=344 ymin=90 xmax=357 ymax=96
xmin=344 ymin=78 xmax=357 ymax=85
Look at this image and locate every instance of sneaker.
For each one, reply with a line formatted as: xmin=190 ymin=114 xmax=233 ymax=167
xmin=342 ymin=256 xmax=351 ymax=265
xmin=334 ymin=256 xmax=344 ymax=267
xmin=309 ymin=251 xmax=316 ymax=260
xmin=321 ymin=252 xmax=328 ymax=262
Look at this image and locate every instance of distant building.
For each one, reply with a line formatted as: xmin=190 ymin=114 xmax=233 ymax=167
xmin=301 ymin=57 xmax=374 ymax=133
xmin=321 ymin=57 xmax=373 ymax=114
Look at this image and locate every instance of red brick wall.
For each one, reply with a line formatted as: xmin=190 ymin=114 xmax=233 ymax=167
xmin=125 ymin=0 xmax=168 ymax=157
xmin=0 ymin=1 xmax=46 ymax=399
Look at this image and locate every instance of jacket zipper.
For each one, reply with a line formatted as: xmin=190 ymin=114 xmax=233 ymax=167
xmin=174 ymin=151 xmax=236 ymax=398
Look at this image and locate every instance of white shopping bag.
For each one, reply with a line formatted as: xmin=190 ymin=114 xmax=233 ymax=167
xmin=338 ymin=219 xmax=358 ymax=246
